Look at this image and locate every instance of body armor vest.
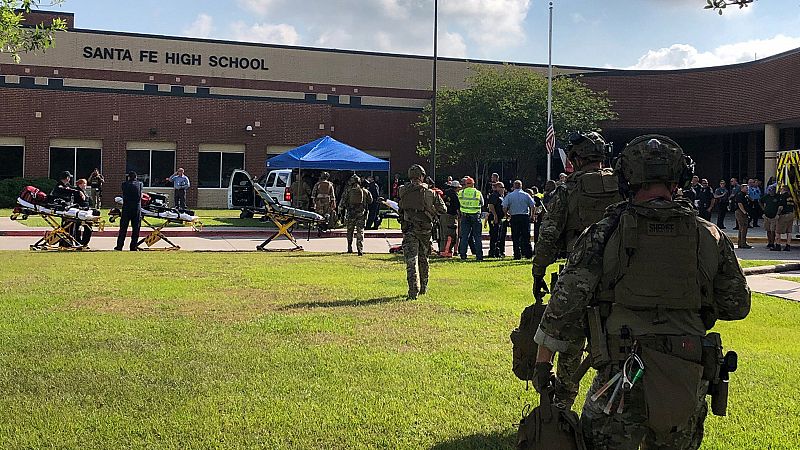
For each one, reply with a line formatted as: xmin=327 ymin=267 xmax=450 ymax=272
xmin=315 ymin=181 xmax=332 ymax=197
xmin=600 ymin=204 xmax=716 ymax=334
xmin=399 ymin=183 xmax=426 ymax=212
xmin=564 ymin=169 xmax=622 ymax=252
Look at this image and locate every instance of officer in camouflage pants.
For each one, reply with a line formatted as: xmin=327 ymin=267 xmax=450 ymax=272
xmin=398 ymin=164 xmax=446 ymax=300
xmin=533 ymin=135 xmax=750 ymax=449
xmin=531 ymin=131 xmax=622 ymax=409
xmin=340 ymin=174 xmax=372 ymax=255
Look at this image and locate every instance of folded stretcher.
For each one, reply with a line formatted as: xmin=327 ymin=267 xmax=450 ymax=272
xmin=109 ymin=192 xmax=202 ymax=250
xmin=11 ymin=186 xmax=104 ymax=251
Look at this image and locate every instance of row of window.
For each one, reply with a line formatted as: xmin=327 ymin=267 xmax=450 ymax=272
xmin=0 ymin=145 xmax=244 ymax=188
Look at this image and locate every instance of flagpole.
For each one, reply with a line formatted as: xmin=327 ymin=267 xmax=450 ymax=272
xmin=546 ymin=1 xmax=554 ymax=181
xmin=431 ymin=0 xmax=439 ymax=183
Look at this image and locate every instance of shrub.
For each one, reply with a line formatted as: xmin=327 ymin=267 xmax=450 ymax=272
xmin=0 ymin=177 xmax=57 ymax=207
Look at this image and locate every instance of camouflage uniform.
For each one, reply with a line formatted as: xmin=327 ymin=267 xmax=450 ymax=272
xmin=534 ymin=135 xmax=751 ymax=450
xmin=531 ymin=167 xmax=622 ymax=407
xmin=290 ymin=178 xmax=311 ymax=211
xmin=398 ymin=178 xmax=446 ymax=299
xmin=312 ymin=177 xmax=336 ymax=227
xmin=340 ymin=178 xmax=373 ymax=254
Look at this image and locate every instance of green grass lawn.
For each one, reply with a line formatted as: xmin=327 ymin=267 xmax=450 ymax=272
xmin=738 ymin=259 xmax=786 ymax=268
xmin=0 ymin=252 xmax=796 ymax=449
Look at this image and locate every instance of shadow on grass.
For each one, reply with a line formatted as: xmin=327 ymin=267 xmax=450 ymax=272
xmin=281 ymin=295 xmax=406 ymax=310
xmin=430 ymin=430 xmax=516 ymax=450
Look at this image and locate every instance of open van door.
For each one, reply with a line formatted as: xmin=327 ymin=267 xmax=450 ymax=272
xmin=228 ymin=169 xmax=256 ymax=216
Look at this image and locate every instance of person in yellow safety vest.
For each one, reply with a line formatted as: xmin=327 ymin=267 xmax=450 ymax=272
xmin=457 ymin=176 xmax=485 ymax=260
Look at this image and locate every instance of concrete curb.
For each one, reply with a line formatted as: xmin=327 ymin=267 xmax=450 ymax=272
xmin=743 ymin=262 xmax=800 ymax=276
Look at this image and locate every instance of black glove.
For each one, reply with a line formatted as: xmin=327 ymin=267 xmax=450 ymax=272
xmin=533 ymin=361 xmax=556 ymax=394
xmin=533 ymin=275 xmax=549 ymax=301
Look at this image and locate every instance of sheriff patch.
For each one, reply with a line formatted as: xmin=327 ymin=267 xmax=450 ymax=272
xmin=647 ymin=222 xmax=676 ymax=236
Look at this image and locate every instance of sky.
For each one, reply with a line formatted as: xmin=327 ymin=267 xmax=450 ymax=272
xmin=52 ymin=0 xmax=800 ymax=70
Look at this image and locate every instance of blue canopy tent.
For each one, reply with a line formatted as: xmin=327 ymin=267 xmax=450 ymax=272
xmin=266 ymin=136 xmax=389 ymax=172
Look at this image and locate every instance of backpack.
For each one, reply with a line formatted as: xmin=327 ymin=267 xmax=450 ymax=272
xmin=20 ymin=186 xmax=48 ymax=205
xmin=510 ymin=301 xmax=547 ymax=381
xmin=349 ymin=186 xmax=365 ymax=207
xmin=516 ymin=392 xmax=586 ymax=450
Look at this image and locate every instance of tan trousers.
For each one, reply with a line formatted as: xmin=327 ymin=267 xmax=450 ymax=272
xmin=735 ymin=210 xmax=749 ymax=247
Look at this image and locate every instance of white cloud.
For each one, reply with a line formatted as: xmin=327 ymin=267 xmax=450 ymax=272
xmin=441 ymin=0 xmax=531 ymax=49
xmin=236 ymin=0 xmax=280 ymax=16
xmin=183 ymin=13 xmax=214 ymax=38
xmin=626 ymin=34 xmax=800 ymax=69
xmin=228 ymin=0 xmax=531 ymax=58
xmin=230 ymin=21 xmax=300 ymax=45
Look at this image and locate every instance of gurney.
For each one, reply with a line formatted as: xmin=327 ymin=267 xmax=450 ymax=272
xmin=233 ymin=170 xmax=325 ymax=251
xmin=252 ymin=182 xmax=325 ymax=251
xmin=11 ymin=186 xmax=104 ymax=251
xmin=108 ymin=192 xmax=202 ymax=250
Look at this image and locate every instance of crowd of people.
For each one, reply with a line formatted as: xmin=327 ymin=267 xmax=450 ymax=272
xmin=681 ymin=175 xmax=795 ymax=250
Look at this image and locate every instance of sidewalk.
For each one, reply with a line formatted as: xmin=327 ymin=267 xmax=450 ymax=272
xmin=746 ymin=271 xmax=800 ymax=302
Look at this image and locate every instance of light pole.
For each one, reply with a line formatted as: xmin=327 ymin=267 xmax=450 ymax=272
xmin=431 ymin=0 xmax=438 ymax=183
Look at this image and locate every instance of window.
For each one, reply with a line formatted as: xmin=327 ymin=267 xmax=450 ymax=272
xmin=49 ymin=147 xmax=101 ymax=180
xmin=198 ymin=151 xmax=245 ymax=188
xmin=0 ymin=146 xmax=24 ymax=180
xmin=126 ymin=149 xmax=175 ymax=187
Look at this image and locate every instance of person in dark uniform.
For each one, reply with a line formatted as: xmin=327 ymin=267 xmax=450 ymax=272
xmin=365 ymin=176 xmax=381 ymax=230
xmin=115 ymin=171 xmax=143 ymax=251
xmin=73 ymin=178 xmax=93 ymax=246
xmin=50 ymin=171 xmax=81 ymax=247
xmin=486 ymin=181 xmax=506 ymax=258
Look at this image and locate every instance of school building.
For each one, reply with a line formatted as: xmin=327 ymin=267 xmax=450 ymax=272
xmin=0 ymin=10 xmax=796 ymax=206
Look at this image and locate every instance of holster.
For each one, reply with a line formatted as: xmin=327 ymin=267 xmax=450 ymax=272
xmin=586 ymin=306 xmax=610 ymax=369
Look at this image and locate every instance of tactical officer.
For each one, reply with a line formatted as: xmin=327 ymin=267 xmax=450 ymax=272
xmin=398 ymin=164 xmax=446 ymax=299
xmin=290 ymin=175 xmax=312 ymax=211
xmin=339 ymin=174 xmax=373 ymax=256
xmin=312 ymin=172 xmax=336 ymax=228
xmin=533 ymin=135 xmax=750 ymax=449
xmin=531 ymin=131 xmax=623 ymax=408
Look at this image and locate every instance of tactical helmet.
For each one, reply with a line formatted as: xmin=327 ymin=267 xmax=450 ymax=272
xmin=320 ymin=171 xmax=330 ymax=181
xmin=348 ymin=174 xmax=361 ymax=185
xmin=615 ymin=134 xmax=694 ymax=187
xmin=567 ymin=131 xmax=608 ymax=164
xmin=408 ymin=164 xmax=426 ymax=179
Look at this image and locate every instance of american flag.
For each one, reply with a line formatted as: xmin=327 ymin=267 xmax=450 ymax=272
xmin=545 ymin=120 xmax=556 ymax=154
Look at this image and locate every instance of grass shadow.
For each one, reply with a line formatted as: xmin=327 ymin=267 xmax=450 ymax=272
xmin=280 ymin=295 xmax=405 ymax=310
xmin=430 ymin=430 xmax=516 ymax=450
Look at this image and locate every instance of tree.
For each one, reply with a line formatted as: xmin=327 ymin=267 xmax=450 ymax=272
xmin=416 ymin=65 xmax=616 ymax=181
xmin=1 ymin=0 xmax=66 ymax=63
xmin=705 ymin=0 xmax=755 ymax=15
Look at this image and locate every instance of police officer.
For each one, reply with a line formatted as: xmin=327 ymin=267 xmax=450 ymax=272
xmin=339 ymin=174 xmax=373 ymax=256
xmin=115 ymin=171 xmax=143 ymax=251
xmin=398 ymin=164 xmax=446 ymax=300
xmin=531 ymin=131 xmax=623 ymax=408
xmin=290 ymin=175 xmax=311 ymax=211
xmin=312 ymin=172 xmax=336 ymax=228
xmin=532 ymin=135 xmax=750 ymax=449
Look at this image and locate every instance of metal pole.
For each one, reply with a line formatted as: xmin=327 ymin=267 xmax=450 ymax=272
xmin=546 ymin=1 xmax=553 ymax=182
xmin=431 ymin=0 xmax=439 ymax=183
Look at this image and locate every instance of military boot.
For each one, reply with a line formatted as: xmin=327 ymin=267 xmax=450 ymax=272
xmin=419 ymin=285 xmax=427 ymax=295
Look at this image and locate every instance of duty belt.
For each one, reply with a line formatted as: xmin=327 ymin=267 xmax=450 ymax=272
xmin=606 ymin=334 xmax=704 ymax=364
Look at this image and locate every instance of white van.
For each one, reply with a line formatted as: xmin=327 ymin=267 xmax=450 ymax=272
xmin=228 ymin=169 xmax=294 ymax=215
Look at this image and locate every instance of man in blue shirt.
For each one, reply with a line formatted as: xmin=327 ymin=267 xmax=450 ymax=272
xmin=502 ymin=180 xmax=535 ymax=259
xmin=748 ymin=178 xmax=762 ymax=227
xmin=167 ymin=168 xmax=190 ymax=210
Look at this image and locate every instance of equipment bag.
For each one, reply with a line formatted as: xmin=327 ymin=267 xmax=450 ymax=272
xmin=349 ymin=187 xmax=365 ymax=207
xmin=511 ymin=301 xmax=547 ymax=381
xmin=516 ymin=391 xmax=586 ymax=450
xmin=20 ymin=186 xmax=48 ymax=204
